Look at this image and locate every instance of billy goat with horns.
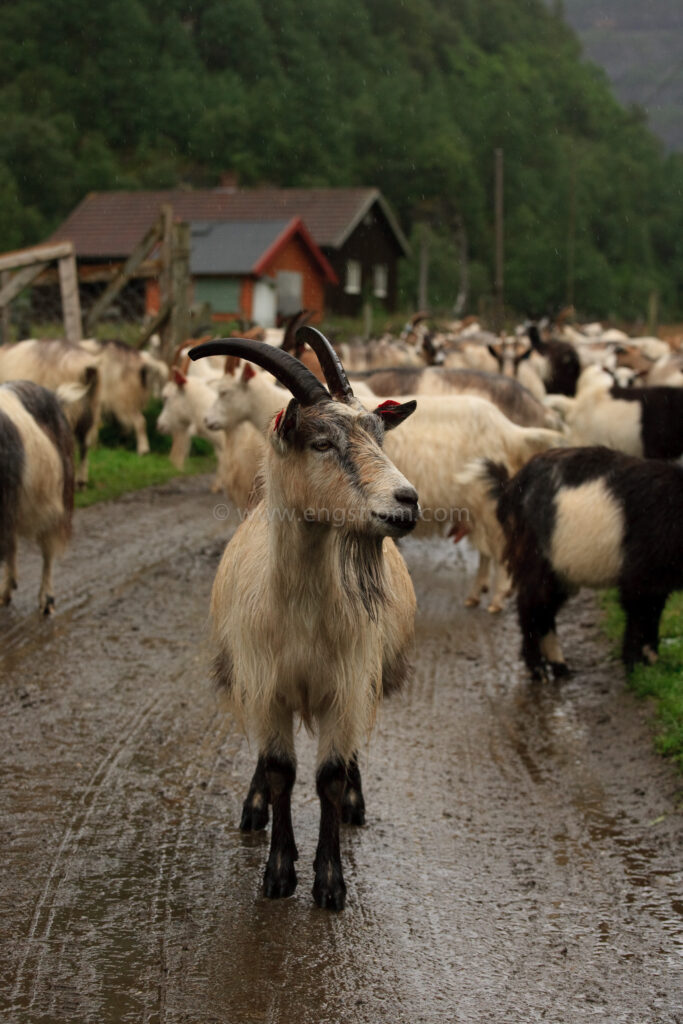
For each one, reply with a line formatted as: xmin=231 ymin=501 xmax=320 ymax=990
xmin=190 ymin=326 xmax=419 ymax=910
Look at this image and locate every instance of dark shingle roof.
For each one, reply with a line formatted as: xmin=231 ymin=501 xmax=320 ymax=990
xmin=190 ymin=219 xmax=292 ymax=274
xmin=48 ymin=187 xmax=410 ymax=258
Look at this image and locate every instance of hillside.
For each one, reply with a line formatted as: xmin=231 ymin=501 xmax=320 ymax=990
xmin=554 ymin=0 xmax=683 ymax=151
xmin=0 ymin=0 xmax=681 ymax=321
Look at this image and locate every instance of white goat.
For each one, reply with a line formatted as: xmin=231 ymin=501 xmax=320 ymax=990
xmin=206 ymin=334 xmax=564 ymax=613
xmin=0 ymin=381 xmax=74 ymax=613
xmin=191 ymin=333 xmax=418 ymax=911
xmin=79 ymin=338 xmax=168 ymax=455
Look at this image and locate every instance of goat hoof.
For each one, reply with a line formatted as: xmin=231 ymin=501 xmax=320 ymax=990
xmin=264 ymin=857 xmax=297 ymax=899
xmin=341 ymin=791 xmax=366 ymax=826
xmin=530 ymin=666 xmax=550 ymax=684
xmin=41 ymin=596 xmax=55 ymax=616
xmin=240 ymin=797 xmax=269 ymax=832
xmin=550 ymin=660 xmax=569 ymax=678
xmin=487 ymin=602 xmax=503 ymax=614
xmin=464 ymin=597 xmax=480 ymax=608
xmin=313 ymin=868 xmax=346 ymax=911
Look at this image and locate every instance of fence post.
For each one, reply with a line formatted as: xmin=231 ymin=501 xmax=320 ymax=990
xmin=58 ymin=253 xmax=83 ymax=343
xmin=167 ymin=221 xmax=190 ymax=362
xmin=1 ymin=271 xmax=10 ymax=343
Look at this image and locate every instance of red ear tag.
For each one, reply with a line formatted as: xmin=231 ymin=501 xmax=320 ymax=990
xmin=242 ymin=363 xmax=257 ymax=383
xmin=172 ymin=368 xmax=187 ymax=387
xmin=274 ymin=409 xmax=284 ymax=431
xmin=376 ymin=400 xmax=401 ymax=412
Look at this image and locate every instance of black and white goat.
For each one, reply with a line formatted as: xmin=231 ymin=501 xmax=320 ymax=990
xmin=488 ymin=445 xmax=683 ymax=680
xmin=190 ymin=331 xmax=419 ymax=911
xmin=551 ymin=365 xmax=683 ymax=460
xmin=0 ymin=381 xmax=75 ymax=613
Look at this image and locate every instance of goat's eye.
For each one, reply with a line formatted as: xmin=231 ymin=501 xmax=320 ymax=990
xmin=312 ymin=439 xmax=334 ymax=452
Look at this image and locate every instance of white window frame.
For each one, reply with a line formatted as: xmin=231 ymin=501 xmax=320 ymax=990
xmin=373 ymin=263 xmax=388 ymax=299
xmin=345 ymin=259 xmax=362 ymax=294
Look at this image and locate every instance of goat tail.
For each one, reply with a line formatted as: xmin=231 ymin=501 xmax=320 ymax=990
xmin=456 ymin=457 xmax=510 ymax=502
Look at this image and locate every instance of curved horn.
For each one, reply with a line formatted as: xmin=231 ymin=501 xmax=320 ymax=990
xmin=188 ymin=338 xmax=330 ymax=406
xmin=295 ymin=325 xmax=354 ymax=402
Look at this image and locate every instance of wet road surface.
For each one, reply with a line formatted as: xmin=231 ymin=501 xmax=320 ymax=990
xmin=1 ymin=475 xmax=681 ymax=1023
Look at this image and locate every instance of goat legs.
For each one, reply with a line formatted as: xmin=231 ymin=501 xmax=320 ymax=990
xmin=1 ymin=538 xmax=18 ymax=605
xmin=621 ymin=592 xmax=668 ymax=669
xmin=313 ymin=758 xmax=347 ymax=911
xmin=240 ymin=754 xmax=270 ymax=831
xmin=517 ymin=573 xmax=569 ymax=681
xmin=341 ymin=753 xmax=365 ymax=826
xmin=262 ymin=753 xmax=298 ymax=899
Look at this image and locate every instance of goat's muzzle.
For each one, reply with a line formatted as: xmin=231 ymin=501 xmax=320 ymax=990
xmin=373 ymin=486 xmax=420 ymax=536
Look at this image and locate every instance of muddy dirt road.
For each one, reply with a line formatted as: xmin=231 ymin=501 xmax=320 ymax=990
xmin=1 ymin=476 xmax=681 ymax=1024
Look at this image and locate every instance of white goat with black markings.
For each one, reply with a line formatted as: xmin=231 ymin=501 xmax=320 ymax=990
xmin=0 ymin=339 xmax=100 ymax=487
xmin=0 ymin=380 xmax=74 ymax=613
xmin=487 ymin=446 xmax=683 ymax=680
xmin=190 ymin=332 xmax=419 ymax=911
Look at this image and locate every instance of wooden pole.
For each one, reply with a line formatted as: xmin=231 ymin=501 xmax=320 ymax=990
xmin=567 ymin=148 xmax=576 ymax=308
xmin=494 ymin=148 xmax=504 ymax=332
xmin=1 ymin=271 xmax=10 ymax=344
xmin=158 ymin=204 xmax=174 ymax=358
xmin=168 ymin=221 xmax=190 ymax=362
xmin=418 ymin=225 xmax=430 ymax=311
xmin=58 ymin=254 xmax=83 ymax=344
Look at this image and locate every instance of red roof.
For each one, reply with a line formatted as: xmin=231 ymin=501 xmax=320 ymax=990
xmin=48 ymin=187 xmax=410 ymax=259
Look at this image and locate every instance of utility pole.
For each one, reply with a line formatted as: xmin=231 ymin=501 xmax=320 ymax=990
xmin=567 ymin=148 xmax=576 ymax=308
xmin=494 ymin=148 xmax=504 ymax=332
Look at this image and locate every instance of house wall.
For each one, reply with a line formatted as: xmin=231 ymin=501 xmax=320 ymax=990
xmin=323 ymin=207 xmax=403 ymax=317
xmin=263 ymin=234 xmax=326 ymax=323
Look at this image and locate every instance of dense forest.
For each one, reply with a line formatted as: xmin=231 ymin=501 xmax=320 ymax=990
xmin=1 ymin=0 xmax=682 ymax=320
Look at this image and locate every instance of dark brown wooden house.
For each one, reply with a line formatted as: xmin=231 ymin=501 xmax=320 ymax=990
xmin=48 ymin=187 xmax=410 ymax=319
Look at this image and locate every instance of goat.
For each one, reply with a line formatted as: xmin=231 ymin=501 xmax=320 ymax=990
xmin=486 ymin=334 xmax=547 ymax=401
xmin=190 ymin=331 xmax=418 ymax=910
xmin=488 ymin=445 xmax=683 ymax=679
xmin=525 ymin=324 xmax=581 ymax=396
xmin=355 ymin=365 xmax=559 ymax=429
xmin=157 ymin=362 xmax=262 ymax=506
xmin=550 ymin=365 xmax=683 ymax=460
xmin=80 ymin=338 xmax=168 ymax=455
xmin=0 ymin=381 xmax=74 ymax=613
xmin=206 ymin=334 xmax=564 ymax=613
xmin=0 ymin=339 xmax=100 ymax=487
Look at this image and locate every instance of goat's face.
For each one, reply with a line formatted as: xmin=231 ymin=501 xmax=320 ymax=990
xmin=269 ymin=399 xmax=419 ymax=538
xmin=204 ymin=374 xmax=253 ymax=432
xmin=157 ymin=379 xmax=191 ymax=434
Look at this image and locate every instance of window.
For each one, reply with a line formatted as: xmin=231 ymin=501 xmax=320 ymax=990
xmin=345 ymin=259 xmax=361 ymax=294
xmin=373 ymin=263 xmax=388 ymax=299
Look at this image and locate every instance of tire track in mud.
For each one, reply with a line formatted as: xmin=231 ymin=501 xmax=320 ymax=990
xmin=9 ymin=690 xmax=169 ymax=1014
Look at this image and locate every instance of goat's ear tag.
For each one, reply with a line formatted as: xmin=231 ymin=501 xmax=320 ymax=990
xmin=241 ymin=363 xmax=257 ymax=383
xmin=373 ymin=399 xmax=417 ymax=431
xmin=172 ymin=368 xmax=188 ymax=387
xmin=274 ymin=399 xmax=299 ymax=441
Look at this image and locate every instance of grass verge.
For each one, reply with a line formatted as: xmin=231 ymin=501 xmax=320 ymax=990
xmin=74 ymin=398 xmax=216 ymax=509
xmin=601 ymin=590 xmax=683 ymax=769
xmin=74 ymin=447 xmax=216 ymax=508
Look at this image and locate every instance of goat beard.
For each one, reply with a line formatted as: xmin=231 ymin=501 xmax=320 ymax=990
xmin=338 ymin=532 xmax=386 ymax=623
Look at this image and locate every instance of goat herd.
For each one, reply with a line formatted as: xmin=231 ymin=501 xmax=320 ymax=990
xmin=1 ymin=312 xmax=682 ymax=910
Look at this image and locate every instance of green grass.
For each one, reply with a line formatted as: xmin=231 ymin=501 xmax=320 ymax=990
xmin=74 ymin=447 xmax=216 ymax=508
xmin=74 ymin=397 xmax=216 ymax=508
xmin=601 ymin=590 xmax=683 ymax=769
